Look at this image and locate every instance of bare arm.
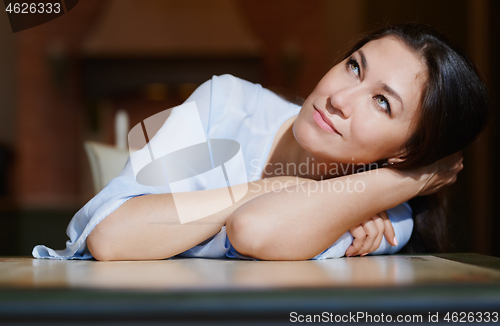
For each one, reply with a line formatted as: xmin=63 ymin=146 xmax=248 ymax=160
xmin=226 ymin=153 xmax=463 ymax=260
xmin=87 ymin=176 xmax=309 ymax=261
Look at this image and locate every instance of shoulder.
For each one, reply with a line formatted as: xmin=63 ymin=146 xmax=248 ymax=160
xmin=186 ymin=74 xmax=266 ymax=116
xmin=209 ymin=74 xmax=292 ymax=107
xmin=184 ymin=74 xmax=259 ymax=103
xmin=203 ymin=74 xmax=299 ymax=130
xmin=211 ymin=74 xmax=259 ymax=89
xmin=209 ymin=74 xmax=264 ymax=106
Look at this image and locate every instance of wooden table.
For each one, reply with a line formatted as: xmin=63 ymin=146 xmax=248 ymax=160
xmin=1 ymin=254 xmax=499 ymax=324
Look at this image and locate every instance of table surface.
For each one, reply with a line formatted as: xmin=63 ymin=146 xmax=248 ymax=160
xmin=1 ymin=253 xmax=500 ymax=324
xmin=1 ymin=254 xmax=500 ymax=290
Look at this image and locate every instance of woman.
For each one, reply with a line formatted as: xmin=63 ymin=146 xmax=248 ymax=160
xmin=33 ymin=23 xmax=489 ymax=261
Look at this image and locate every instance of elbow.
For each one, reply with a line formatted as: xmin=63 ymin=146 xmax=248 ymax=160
xmin=226 ymin=213 xmax=314 ymax=261
xmin=226 ymin=213 xmax=267 ymax=259
xmin=87 ymin=223 xmax=116 ymax=261
xmin=226 ymin=213 xmax=322 ymax=261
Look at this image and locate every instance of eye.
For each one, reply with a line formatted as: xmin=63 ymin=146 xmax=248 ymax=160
xmin=374 ymin=95 xmax=392 ymax=116
xmin=347 ymin=58 xmax=360 ymax=77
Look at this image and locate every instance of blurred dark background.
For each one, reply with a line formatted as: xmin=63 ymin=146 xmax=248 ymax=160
xmin=0 ymin=0 xmax=497 ymax=257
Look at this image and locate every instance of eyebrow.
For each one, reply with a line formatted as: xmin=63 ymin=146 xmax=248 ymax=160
xmin=358 ymin=49 xmax=368 ymax=72
xmin=381 ymin=83 xmax=404 ymax=112
xmin=358 ymin=49 xmax=405 ymax=112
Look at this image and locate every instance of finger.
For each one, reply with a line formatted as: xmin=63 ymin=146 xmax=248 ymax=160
xmin=380 ymin=211 xmax=397 ymax=246
xmin=357 ymin=219 xmax=378 ymax=256
xmin=448 ymin=152 xmax=463 ymax=172
xmin=448 ymin=151 xmax=463 ymax=165
xmin=452 ymin=161 xmax=463 ymax=173
xmin=346 ymin=226 xmax=365 ymax=256
xmin=437 ymin=151 xmax=462 ymax=172
xmin=345 ymin=245 xmax=355 ymax=257
xmin=368 ymin=216 xmax=386 ymax=253
xmin=345 ymin=226 xmax=366 ymax=256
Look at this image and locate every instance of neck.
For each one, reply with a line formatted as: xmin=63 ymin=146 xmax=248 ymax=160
xmin=262 ymin=119 xmax=356 ymax=180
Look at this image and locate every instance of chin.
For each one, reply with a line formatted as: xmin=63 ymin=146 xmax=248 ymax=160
xmin=293 ymin=119 xmax=334 ymax=159
xmin=292 ymin=121 xmax=309 ymax=145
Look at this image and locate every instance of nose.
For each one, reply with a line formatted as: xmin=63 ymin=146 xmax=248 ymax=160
xmin=327 ymin=86 xmax=355 ymax=119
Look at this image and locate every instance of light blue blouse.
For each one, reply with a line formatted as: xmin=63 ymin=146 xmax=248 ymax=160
xmin=32 ymin=74 xmax=413 ymax=260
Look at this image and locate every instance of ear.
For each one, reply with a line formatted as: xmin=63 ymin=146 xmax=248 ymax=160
xmin=387 ymin=156 xmax=406 ymax=164
xmin=387 ymin=150 xmax=407 ymax=164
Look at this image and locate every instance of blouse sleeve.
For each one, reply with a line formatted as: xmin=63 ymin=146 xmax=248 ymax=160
xmin=311 ymin=201 xmax=414 ymax=260
xmin=32 ymin=79 xmax=215 ymax=260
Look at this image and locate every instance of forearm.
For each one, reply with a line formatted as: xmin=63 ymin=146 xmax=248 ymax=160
xmin=87 ymin=176 xmax=308 ymax=261
xmin=226 ymin=168 xmax=424 ymax=260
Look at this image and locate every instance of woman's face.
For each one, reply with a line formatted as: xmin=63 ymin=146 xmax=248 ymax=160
xmin=293 ymin=36 xmax=427 ymax=164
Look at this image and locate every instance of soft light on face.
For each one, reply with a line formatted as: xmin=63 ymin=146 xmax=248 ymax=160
xmin=293 ymin=36 xmax=427 ymax=164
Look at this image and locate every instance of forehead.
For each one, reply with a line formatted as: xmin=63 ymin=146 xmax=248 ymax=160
xmin=359 ymin=36 xmax=427 ymax=118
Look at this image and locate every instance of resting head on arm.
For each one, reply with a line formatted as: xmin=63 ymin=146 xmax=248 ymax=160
xmin=228 ymin=23 xmax=490 ymax=257
xmin=326 ymin=23 xmax=490 ymax=255
xmin=304 ymin=23 xmax=489 ymax=254
xmin=349 ymin=23 xmax=490 ymax=253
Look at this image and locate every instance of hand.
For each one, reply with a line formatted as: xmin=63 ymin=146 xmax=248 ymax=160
xmin=344 ymin=210 xmax=397 ymax=257
xmin=399 ymin=151 xmax=464 ymax=197
xmin=417 ymin=151 xmax=464 ymax=196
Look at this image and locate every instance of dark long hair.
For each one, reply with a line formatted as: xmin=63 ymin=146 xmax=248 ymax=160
xmin=343 ymin=23 xmax=490 ymax=253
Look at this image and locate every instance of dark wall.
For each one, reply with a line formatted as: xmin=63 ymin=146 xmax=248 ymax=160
xmin=364 ymin=0 xmax=468 ymax=49
xmin=489 ymin=0 xmax=500 ymax=257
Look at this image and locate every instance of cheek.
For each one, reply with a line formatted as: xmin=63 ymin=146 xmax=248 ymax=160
xmin=351 ymin=116 xmax=382 ymax=145
xmin=350 ymin=118 xmax=403 ymax=156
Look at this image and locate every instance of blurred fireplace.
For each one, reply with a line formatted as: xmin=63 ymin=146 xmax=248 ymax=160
xmin=81 ymin=0 xmax=262 ymax=138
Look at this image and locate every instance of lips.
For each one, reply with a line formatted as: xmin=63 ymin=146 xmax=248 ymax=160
xmin=314 ymin=106 xmax=342 ymax=136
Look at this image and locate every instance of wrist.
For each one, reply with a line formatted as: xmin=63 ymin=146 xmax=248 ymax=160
xmin=391 ymin=167 xmax=436 ymax=197
xmin=375 ymin=167 xmax=427 ymax=199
